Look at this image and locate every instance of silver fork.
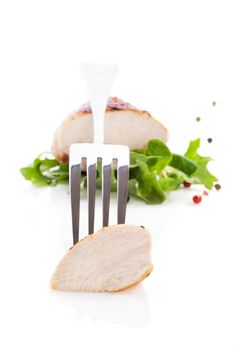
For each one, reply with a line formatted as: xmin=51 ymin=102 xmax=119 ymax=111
xmin=69 ymin=63 xmax=129 ymax=245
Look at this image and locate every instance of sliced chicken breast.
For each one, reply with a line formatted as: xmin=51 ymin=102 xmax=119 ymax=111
xmin=52 ymin=97 xmax=168 ymax=163
xmin=50 ymin=224 xmax=153 ymax=292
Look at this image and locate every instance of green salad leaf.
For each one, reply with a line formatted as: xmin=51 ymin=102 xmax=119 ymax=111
xmin=145 ymin=139 xmax=172 ymax=172
xmin=20 ymin=138 xmax=218 ymax=204
xmin=20 ymin=156 xmax=69 ymax=186
xmin=169 ymin=154 xmax=197 ymax=175
xmin=129 ymin=152 xmax=165 ymax=203
xmin=184 ymin=138 xmax=218 ymax=189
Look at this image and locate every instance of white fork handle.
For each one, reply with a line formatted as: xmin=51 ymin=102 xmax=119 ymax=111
xmin=80 ymin=62 xmax=118 ymax=144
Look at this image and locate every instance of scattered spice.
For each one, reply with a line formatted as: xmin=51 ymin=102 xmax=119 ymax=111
xmin=196 ymin=116 xmax=201 ymax=122
xmin=212 ymin=101 xmax=216 ymax=106
xmin=203 ymin=190 xmax=209 ymax=196
xmin=215 ymin=183 xmax=221 ymax=191
xmin=207 ymin=138 xmax=213 ymax=143
xmin=193 ymin=195 xmax=202 ymax=204
xmin=183 ymin=180 xmax=191 ymax=188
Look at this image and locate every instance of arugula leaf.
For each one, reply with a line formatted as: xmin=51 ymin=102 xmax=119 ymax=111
xmin=184 ymin=138 xmax=218 ymax=189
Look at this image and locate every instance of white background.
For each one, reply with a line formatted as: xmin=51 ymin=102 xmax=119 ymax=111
xmin=0 ymin=1 xmax=233 ymax=349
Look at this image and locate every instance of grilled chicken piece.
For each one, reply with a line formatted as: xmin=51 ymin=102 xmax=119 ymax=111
xmin=50 ymin=224 xmax=153 ymax=292
xmin=52 ymin=97 xmax=168 ymax=163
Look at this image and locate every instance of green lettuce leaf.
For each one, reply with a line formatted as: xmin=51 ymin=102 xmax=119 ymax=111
xmin=184 ymin=138 xmax=218 ymax=189
xmin=145 ymin=139 xmax=172 ymax=172
xmin=169 ymin=154 xmax=197 ymax=176
xmin=20 ymin=156 xmax=69 ymax=186
xmin=129 ymin=153 xmax=166 ymax=203
xmin=158 ymin=177 xmax=183 ymax=191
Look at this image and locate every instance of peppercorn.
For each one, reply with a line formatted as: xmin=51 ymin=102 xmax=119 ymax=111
xmin=215 ymin=183 xmax=221 ymax=190
xmin=193 ymin=195 xmax=202 ymax=204
xmin=207 ymin=138 xmax=213 ymax=143
xmin=196 ymin=117 xmax=201 ymax=122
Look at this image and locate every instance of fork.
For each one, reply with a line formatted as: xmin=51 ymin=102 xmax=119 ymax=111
xmin=69 ymin=63 xmax=129 ymax=245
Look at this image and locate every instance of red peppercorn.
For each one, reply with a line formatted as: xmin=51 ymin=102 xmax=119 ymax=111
xmin=203 ymin=190 xmax=209 ymax=196
xmin=193 ymin=195 xmax=202 ymax=204
xmin=183 ymin=181 xmax=191 ymax=188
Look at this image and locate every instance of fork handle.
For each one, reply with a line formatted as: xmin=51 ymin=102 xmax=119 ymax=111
xmin=80 ymin=63 xmax=118 ymax=144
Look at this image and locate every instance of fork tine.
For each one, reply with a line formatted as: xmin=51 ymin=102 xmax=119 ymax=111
xmin=102 ymin=163 xmax=112 ymax=227
xmin=87 ymin=163 xmax=97 ymax=234
xmin=71 ymin=164 xmax=81 ymax=245
xmin=70 ymin=143 xmax=129 ymax=240
xmin=117 ymin=165 xmax=129 ymax=224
